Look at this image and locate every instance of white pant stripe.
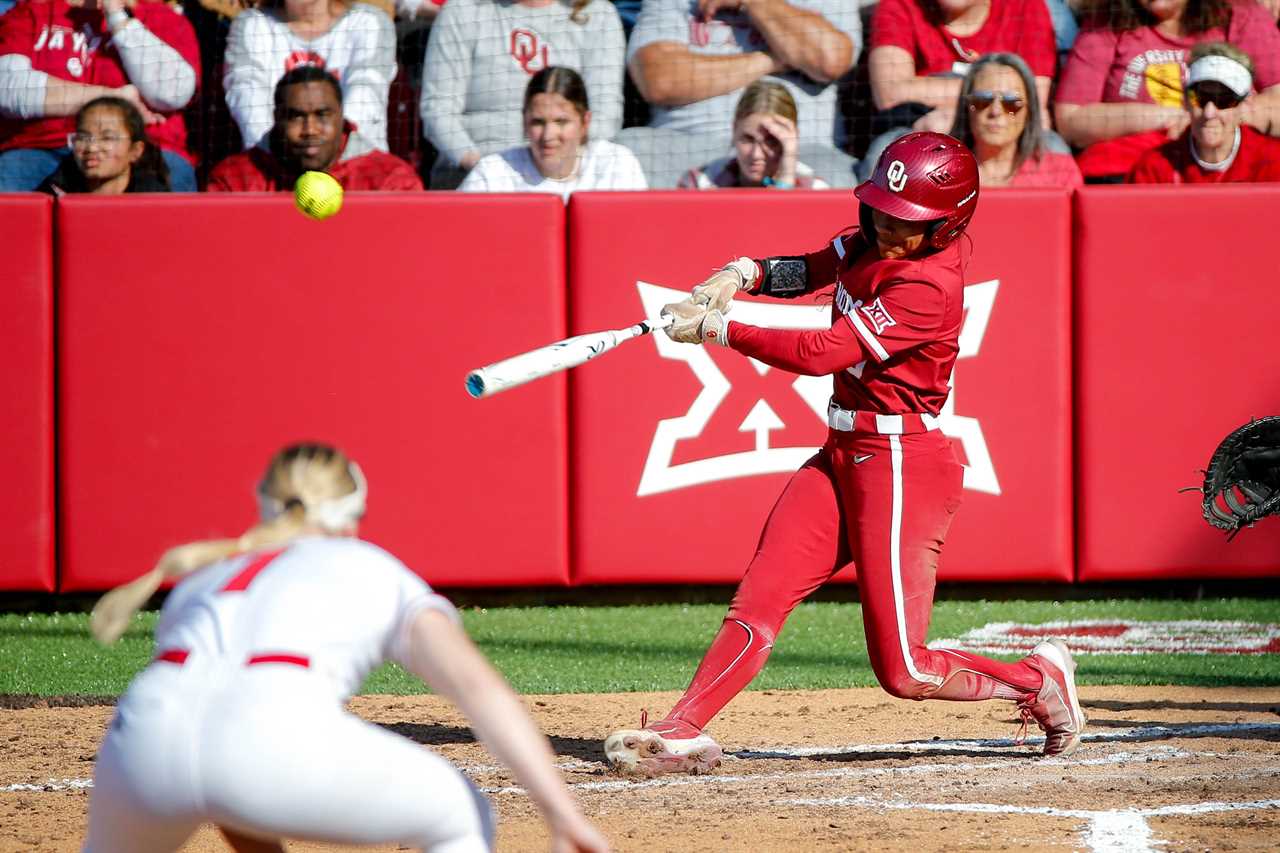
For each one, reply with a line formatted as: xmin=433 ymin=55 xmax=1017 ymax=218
xmin=889 ymin=435 xmax=944 ymax=688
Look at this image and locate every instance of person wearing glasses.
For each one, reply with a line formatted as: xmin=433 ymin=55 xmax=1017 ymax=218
xmin=860 ymin=0 xmax=1059 ymax=181
xmin=1129 ymin=43 xmax=1280 ymax=183
xmin=37 ymin=96 xmax=170 ymax=194
xmin=949 ymin=53 xmax=1082 ymax=188
xmin=0 ymin=0 xmax=200 ymax=192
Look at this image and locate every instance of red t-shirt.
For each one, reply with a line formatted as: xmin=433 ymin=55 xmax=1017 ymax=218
xmin=0 ymin=0 xmax=199 ymax=159
xmin=1128 ymin=125 xmax=1280 ymax=183
xmin=870 ymin=0 xmax=1057 ymax=79
xmin=207 ymin=129 xmax=423 ymax=192
xmin=1007 ymin=151 xmax=1083 ymax=188
xmin=1057 ymin=1 xmax=1280 ymax=178
xmin=727 ymin=231 xmax=967 ymax=416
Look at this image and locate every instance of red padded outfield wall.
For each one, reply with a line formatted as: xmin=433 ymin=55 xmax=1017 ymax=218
xmin=1075 ymin=187 xmax=1280 ymax=581
xmin=567 ymin=190 xmax=1073 ymax=584
xmin=0 ymin=196 xmax=55 ymax=591
xmin=57 ymin=194 xmax=569 ymax=591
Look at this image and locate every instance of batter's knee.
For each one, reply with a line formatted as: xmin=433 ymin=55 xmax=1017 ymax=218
xmin=872 ymin=663 xmax=938 ymax=701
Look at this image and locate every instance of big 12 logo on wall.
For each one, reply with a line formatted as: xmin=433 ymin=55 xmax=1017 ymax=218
xmin=634 ymin=281 xmax=1001 ymax=498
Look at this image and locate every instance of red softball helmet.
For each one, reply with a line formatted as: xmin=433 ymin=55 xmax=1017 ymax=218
xmin=854 ymin=131 xmax=979 ymax=250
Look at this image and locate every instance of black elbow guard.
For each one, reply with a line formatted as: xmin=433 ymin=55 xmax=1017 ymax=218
xmin=757 ymin=257 xmax=808 ymax=297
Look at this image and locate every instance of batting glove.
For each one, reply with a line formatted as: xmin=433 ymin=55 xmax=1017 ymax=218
xmin=691 ymin=257 xmax=760 ymax=312
xmin=662 ymin=301 xmax=728 ymax=346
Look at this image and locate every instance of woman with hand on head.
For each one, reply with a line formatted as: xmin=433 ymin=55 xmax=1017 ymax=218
xmin=949 ymin=53 xmax=1082 ymax=188
xmin=679 ymin=81 xmax=830 ymax=190
xmin=1055 ymin=0 xmax=1280 ymax=183
xmin=459 ymin=66 xmax=645 ymax=201
xmin=84 ymin=442 xmax=610 ymax=853
xmin=38 ymin=97 xmax=170 ymax=195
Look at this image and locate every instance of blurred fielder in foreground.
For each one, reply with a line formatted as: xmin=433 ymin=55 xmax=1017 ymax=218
xmin=84 ymin=442 xmax=608 ymax=853
xmin=606 ymin=132 xmax=1085 ymax=777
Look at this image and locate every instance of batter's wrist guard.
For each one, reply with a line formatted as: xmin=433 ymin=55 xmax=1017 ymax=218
xmin=757 ymin=257 xmax=808 ymax=297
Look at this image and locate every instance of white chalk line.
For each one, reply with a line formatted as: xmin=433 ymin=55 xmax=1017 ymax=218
xmin=485 ymin=744 xmax=1277 ymax=795
xmin=776 ymin=795 xmax=1280 ymax=821
xmin=778 ymin=795 xmax=1280 ymax=853
xmin=1 ymin=778 xmax=93 ymax=793
xmin=731 ymin=720 xmax=1280 ymax=759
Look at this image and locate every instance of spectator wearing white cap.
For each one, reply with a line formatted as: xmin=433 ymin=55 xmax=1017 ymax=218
xmin=1129 ymin=42 xmax=1280 ymax=183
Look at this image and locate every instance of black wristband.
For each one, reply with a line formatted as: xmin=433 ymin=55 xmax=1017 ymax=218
xmin=758 ymin=257 xmax=808 ymax=297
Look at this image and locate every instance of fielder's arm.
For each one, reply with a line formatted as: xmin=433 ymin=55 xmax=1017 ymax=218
xmin=402 ymin=610 xmax=611 ymax=853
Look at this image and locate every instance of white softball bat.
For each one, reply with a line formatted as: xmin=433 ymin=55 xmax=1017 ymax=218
xmin=466 ymin=313 xmax=675 ymax=399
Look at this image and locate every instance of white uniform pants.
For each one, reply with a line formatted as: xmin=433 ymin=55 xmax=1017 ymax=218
xmin=83 ymin=664 xmax=493 ymax=853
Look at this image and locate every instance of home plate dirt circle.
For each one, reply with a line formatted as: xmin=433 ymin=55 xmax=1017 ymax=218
xmin=2 ymin=685 xmax=1278 ymax=852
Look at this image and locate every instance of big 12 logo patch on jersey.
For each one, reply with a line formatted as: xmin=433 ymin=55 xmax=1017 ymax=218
xmin=634 ymin=281 xmax=1002 ymax=497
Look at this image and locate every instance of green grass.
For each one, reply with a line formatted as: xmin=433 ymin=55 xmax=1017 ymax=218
xmin=2 ymin=598 xmax=1278 ymax=696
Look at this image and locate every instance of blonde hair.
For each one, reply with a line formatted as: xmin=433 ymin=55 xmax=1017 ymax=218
xmin=154 ymin=443 xmax=363 ymax=579
xmin=1188 ymin=42 xmax=1254 ymax=76
xmin=733 ymin=80 xmax=798 ymax=127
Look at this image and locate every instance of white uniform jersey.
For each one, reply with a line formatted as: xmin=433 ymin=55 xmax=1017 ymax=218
xmin=153 ymin=536 xmax=458 ymax=704
xmin=85 ymin=536 xmax=490 ymax=853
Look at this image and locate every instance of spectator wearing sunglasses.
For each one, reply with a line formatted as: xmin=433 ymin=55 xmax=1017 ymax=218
xmin=1056 ymin=0 xmax=1280 ymax=184
xmin=1129 ymin=43 xmax=1280 ymax=183
xmin=37 ymin=96 xmax=170 ymax=194
xmin=861 ymin=0 xmax=1060 ymax=181
xmin=949 ymin=53 xmax=1082 ymax=188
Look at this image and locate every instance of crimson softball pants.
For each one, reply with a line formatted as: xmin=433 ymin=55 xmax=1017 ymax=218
xmin=668 ymin=430 xmax=1041 ymax=730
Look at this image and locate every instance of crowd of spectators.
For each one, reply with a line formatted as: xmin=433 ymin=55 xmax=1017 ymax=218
xmin=1 ymin=0 xmax=1279 ymax=196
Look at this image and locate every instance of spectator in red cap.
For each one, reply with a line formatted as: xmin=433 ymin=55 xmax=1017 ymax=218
xmin=208 ymin=66 xmax=421 ymax=192
xmin=0 ymin=0 xmax=199 ymax=191
xmin=1129 ymin=42 xmax=1280 ymax=183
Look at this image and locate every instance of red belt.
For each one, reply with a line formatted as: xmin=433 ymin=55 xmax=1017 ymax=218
xmin=153 ymin=648 xmax=310 ymax=668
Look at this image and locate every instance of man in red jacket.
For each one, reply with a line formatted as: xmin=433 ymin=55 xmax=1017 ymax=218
xmin=1129 ymin=43 xmax=1280 ymax=185
xmin=208 ymin=66 xmax=421 ymax=192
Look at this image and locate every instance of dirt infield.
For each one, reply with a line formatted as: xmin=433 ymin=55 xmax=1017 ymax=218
xmin=3 ymin=686 xmax=1279 ymax=852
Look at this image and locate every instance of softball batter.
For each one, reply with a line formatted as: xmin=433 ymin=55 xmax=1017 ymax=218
xmin=606 ymin=132 xmax=1085 ymax=777
xmin=84 ymin=443 xmax=609 ymax=853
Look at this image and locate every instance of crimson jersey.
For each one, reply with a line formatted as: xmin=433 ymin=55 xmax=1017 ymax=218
xmin=0 ymin=0 xmax=199 ymax=157
xmin=727 ymin=229 xmax=967 ymax=416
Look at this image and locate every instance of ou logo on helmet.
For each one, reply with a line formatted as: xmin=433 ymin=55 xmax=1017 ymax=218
xmin=886 ymin=160 xmax=908 ymax=192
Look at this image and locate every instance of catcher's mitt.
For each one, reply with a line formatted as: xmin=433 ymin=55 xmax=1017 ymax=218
xmin=1196 ymin=416 xmax=1280 ymax=539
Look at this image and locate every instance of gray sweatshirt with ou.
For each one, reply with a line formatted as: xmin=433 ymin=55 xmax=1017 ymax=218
xmin=420 ymin=0 xmax=625 ymax=167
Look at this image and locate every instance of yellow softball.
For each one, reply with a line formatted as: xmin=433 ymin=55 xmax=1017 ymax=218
xmin=294 ymin=171 xmax=343 ymax=221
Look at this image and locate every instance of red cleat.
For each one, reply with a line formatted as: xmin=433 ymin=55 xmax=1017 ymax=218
xmin=1018 ymin=639 xmax=1087 ymax=757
